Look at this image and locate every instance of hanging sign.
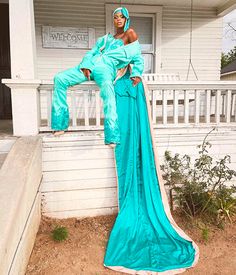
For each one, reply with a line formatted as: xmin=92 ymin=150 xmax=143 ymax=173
xmin=42 ymin=26 xmax=95 ymax=49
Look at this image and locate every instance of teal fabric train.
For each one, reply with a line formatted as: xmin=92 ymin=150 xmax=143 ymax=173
xmin=103 ymin=68 xmax=199 ymax=274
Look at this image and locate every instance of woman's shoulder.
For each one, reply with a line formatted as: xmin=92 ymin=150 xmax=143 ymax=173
xmin=126 ymin=28 xmax=136 ymax=34
xmin=126 ymin=28 xmax=138 ymax=43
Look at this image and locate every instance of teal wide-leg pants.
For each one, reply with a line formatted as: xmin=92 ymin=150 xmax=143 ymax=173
xmin=51 ymin=61 xmax=121 ymax=145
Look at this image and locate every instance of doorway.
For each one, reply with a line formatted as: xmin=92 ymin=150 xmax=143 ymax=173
xmin=0 ymin=3 xmax=12 ymax=120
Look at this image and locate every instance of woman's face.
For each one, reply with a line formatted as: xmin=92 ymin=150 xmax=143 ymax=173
xmin=113 ymin=11 xmax=126 ymax=29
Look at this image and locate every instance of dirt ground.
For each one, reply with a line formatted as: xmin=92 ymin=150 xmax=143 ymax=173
xmin=26 ymin=213 xmax=236 ymax=275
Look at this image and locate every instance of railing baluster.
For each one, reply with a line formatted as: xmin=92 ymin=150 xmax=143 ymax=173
xmin=162 ymin=89 xmax=167 ymax=125
xmin=84 ymin=90 xmax=89 ymax=126
xmin=215 ymin=89 xmax=221 ymax=124
xmin=95 ymin=90 xmax=101 ymax=126
xmin=152 ymin=90 xmax=157 ymax=124
xmin=38 ymin=80 xmax=236 ymax=132
xmin=222 ymin=93 xmax=226 ymax=117
xmin=173 ymin=90 xmax=179 ymax=125
xmin=205 ymin=89 xmax=211 ymax=124
xmin=47 ymin=89 xmax=52 ymax=127
xmin=226 ymin=90 xmax=232 ymax=123
xmin=37 ymin=88 xmax=42 ymax=127
xmin=194 ymin=89 xmax=200 ymax=124
xmin=231 ymin=93 xmax=236 ymax=120
xmin=184 ymin=89 xmax=189 ymax=124
xmin=71 ymin=90 xmax=77 ymax=126
xmin=234 ymin=93 xmax=236 ymax=122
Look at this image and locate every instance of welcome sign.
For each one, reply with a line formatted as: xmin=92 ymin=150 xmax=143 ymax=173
xmin=42 ymin=26 xmax=95 ymax=49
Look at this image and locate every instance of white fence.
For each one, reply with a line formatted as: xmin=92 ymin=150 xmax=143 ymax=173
xmin=2 ymin=77 xmax=236 ymax=136
xmin=39 ymin=78 xmax=236 ymax=131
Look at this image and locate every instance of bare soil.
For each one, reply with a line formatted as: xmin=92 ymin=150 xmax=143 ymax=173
xmin=26 ymin=213 xmax=236 ymax=275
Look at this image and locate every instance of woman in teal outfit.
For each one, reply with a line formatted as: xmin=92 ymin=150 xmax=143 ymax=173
xmin=52 ymin=5 xmax=199 ymax=274
xmin=100 ymin=7 xmax=199 ymax=275
xmin=51 ymin=6 xmax=143 ymax=147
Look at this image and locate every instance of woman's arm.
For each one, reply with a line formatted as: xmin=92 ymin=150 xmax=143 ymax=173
xmin=80 ymin=36 xmax=103 ymax=72
xmin=127 ymin=29 xmax=144 ymax=86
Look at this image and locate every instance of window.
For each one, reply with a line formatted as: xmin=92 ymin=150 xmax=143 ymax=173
xmin=130 ymin=14 xmax=155 ymax=73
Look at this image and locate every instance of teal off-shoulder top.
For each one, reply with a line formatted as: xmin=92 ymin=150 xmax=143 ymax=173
xmin=79 ymin=32 xmax=144 ymax=79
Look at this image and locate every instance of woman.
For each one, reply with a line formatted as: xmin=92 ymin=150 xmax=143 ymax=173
xmin=52 ymin=6 xmax=199 ymax=274
xmin=51 ymin=6 xmax=144 ymax=148
xmin=102 ymin=7 xmax=200 ymax=275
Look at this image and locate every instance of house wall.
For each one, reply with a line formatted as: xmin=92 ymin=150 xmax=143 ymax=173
xmin=161 ymin=6 xmax=222 ymax=80
xmin=34 ymin=0 xmax=223 ymax=81
xmin=221 ymin=72 xmax=236 ymax=80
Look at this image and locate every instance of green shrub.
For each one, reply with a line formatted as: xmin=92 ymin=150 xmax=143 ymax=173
xmin=201 ymin=227 xmax=209 ymax=242
xmin=160 ymin=128 xmax=236 ymax=226
xmin=51 ymin=225 xmax=68 ymax=242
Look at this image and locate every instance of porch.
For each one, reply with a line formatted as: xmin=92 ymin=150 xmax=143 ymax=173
xmin=3 ymin=77 xmax=236 ymax=132
xmin=2 ymin=76 xmax=236 ymax=215
xmin=2 ymin=74 xmax=236 ymax=216
xmin=1 ymin=0 xmax=236 ymax=274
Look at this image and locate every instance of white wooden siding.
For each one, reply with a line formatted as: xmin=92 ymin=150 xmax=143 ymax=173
xmin=34 ymin=0 xmax=105 ymax=79
xmin=41 ymin=127 xmax=236 ymax=219
xmin=34 ymin=1 xmax=223 ymax=81
xmin=161 ymin=6 xmax=223 ymax=80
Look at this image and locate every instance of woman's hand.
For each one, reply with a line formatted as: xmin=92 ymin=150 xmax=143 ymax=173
xmin=81 ymin=68 xmax=91 ymax=80
xmin=130 ymin=76 xmax=142 ymax=87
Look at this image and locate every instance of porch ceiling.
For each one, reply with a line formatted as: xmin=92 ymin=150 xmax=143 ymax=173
xmin=120 ymin=0 xmax=236 ymax=16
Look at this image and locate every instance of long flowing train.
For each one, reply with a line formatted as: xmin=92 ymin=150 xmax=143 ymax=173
xmin=103 ymin=67 xmax=199 ymax=275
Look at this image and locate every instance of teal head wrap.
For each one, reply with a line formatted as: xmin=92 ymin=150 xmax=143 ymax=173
xmin=113 ymin=7 xmax=130 ymax=32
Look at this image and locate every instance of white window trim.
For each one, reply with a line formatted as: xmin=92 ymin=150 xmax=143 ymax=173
xmin=105 ymin=4 xmax=163 ymax=73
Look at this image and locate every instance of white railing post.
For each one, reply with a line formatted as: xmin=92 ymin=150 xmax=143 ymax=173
xmin=226 ymin=90 xmax=232 ymax=123
xmin=205 ymin=89 xmax=211 ymax=124
xmin=95 ymin=91 xmax=101 ymax=126
xmin=215 ymin=89 xmax=221 ymax=124
xmin=84 ymin=91 xmax=89 ymax=126
xmin=71 ymin=90 xmax=77 ymax=127
xmin=234 ymin=96 xmax=236 ymax=122
xmin=46 ymin=89 xmax=52 ymax=127
xmin=152 ymin=90 xmax=157 ymax=124
xmin=9 ymin=0 xmax=37 ymax=79
xmin=173 ymin=90 xmax=179 ymax=125
xmin=184 ymin=90 xmax=189 ymax=124
xmin=194 ymin=89 xmax=200 ymax=124
xmin=4 ymin=0 xmax=39 ymax=136
xmin=2 ymin=80 xmax=41 ymax=136
xmin=162 ymin=89 xmax=167 ymax=125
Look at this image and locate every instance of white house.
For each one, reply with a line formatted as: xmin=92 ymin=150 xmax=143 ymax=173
xmin=0 ymin=1 xmax=236 ymax=274
xmin=221 ymin=59 xmax=236 ymax=80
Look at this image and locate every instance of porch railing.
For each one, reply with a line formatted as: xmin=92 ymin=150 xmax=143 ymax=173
xmin=2 ymin=77 xmax=236 ymax=136
xmin=39 ymin=79 xmax=236 ymax=131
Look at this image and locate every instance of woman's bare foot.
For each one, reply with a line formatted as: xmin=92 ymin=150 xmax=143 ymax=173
xmin=53 ymin=130 xmax=65 ymax=136
xmin=107 ymin=143 xmax=117 ymax=148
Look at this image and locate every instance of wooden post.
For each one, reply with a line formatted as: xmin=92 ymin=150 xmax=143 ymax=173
xmin=6 ymin=0 xmax=39 ymax=136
